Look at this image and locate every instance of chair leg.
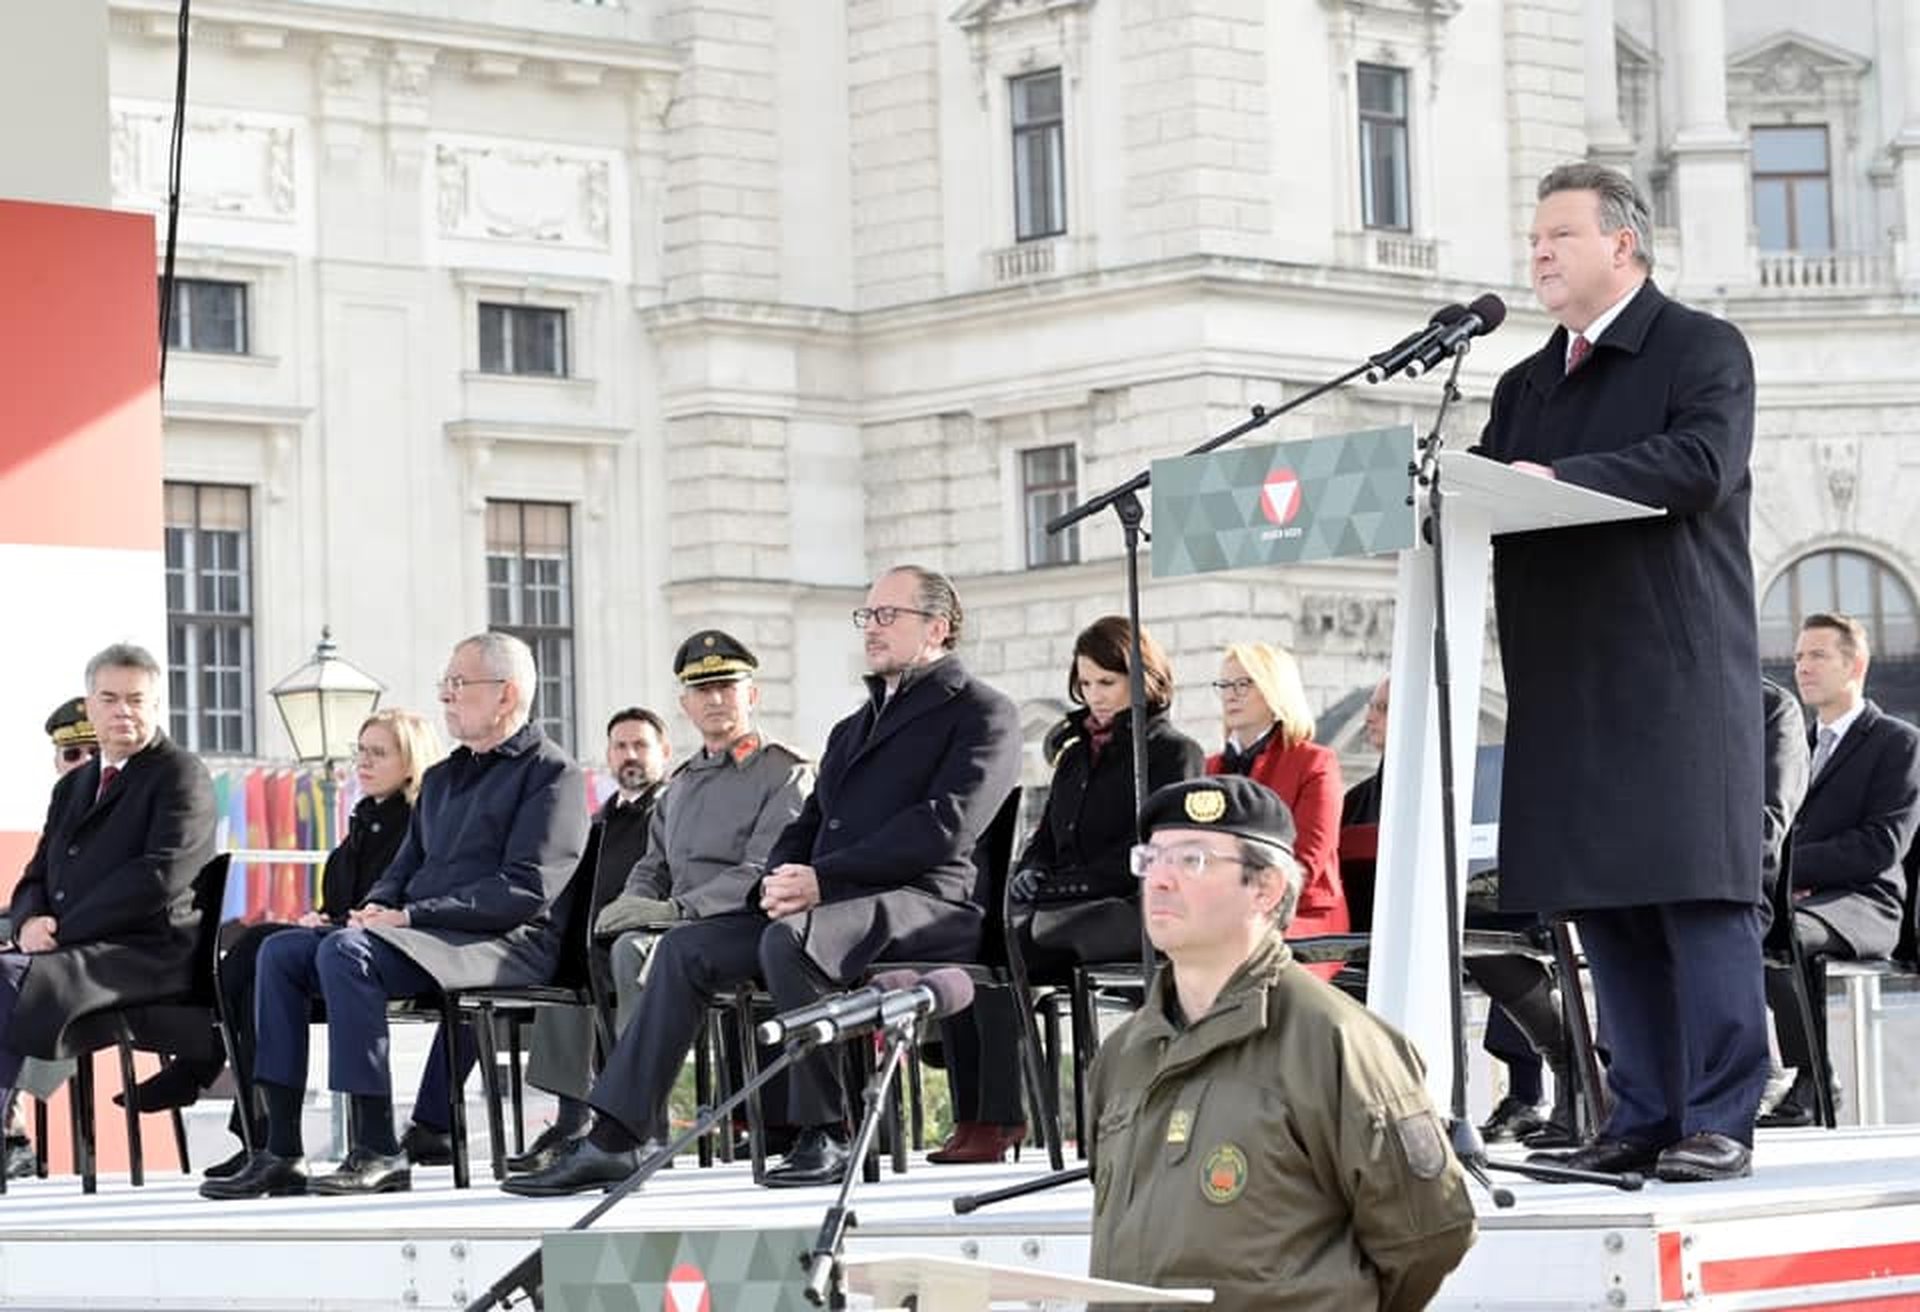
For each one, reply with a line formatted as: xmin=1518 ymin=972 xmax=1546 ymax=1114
xmin=73 ymin=1054 xmax=97 ymax=1195
xmin=1798 ymin=956 xmax=1838 ymax=1128
xmin=33 ymin=1096 xmax=48 ymax=1179
xmin=443 ymin=1013 xmax=472 ymax=1190
xmin=694 ymin=1011 xmax=715 ymax=1169
xmin=735 ymin=993 xmax=766 ymax=1183
xmin=1548 ymin=922 xmax=1611 ymax=1138
xmin=471 ymin=1009 xmax=508 ymax=1182
xmin=1069 ymin=971 xmax=1100 ymax=1160
xmin=906 ymin=1044 xmax=925 ymax=1152
xmin=713 ymin=1010 xmax=737 ymax=1165
xmin=117 ymin=1041 xmax=144 ymax=1188
xmin=221 ymin=1016 xmax=256 ymax=1155
xmin=507 ymin=1016 xmax=527 ymax=1157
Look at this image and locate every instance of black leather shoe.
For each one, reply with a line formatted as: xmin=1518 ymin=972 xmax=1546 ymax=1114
xmin=1756 ymin=1095 xmax=1815 ymax=1129
xmin=311 ymin=1147 xmax=412 ymax=1195
xmin=113 ymin=1059 xmax=216 ymax=1112
xmin=199 ymin=1150 xmax=309 ymax=1199
xmin=5 ymin=1135 xmax=35 ymax=1181
xmin=202 ymin=1146 xmax=252 ymax=1180
xmin=399 ymin=1123 xmax=453 ymax=1166
xmin=505 ymin=1121 xmax=588 ymax=1174
xmin=1520 ymin=1118 xmax=1582 ymax=1151
xmin=1530 ymin=1138 xmax=1660 ymax=1174
xmin=761 ymin=1127 xmax=849 ymax=1189
xmin=1655 ymin=1132 xmax=1751 ymax=1183
xmin=1479 ymin=1095 xmax=1548 ymax=1143
xmin=500 ymin=1138 xmax=640 ymax=1197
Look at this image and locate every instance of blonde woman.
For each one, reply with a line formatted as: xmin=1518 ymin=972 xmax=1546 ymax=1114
xmin=1206 ymin=643 xmax=1348 ymax=936
xmin=124 ymin=709 xmax=444 ymax=1177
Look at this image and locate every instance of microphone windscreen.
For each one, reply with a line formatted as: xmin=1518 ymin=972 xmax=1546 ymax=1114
xmin=869 ymin=968 xmax=922 ymax=992
xmin=1428 ymin=302 xmax=1468 ymax=325
xmin=1468 ymin=292 xmax=1507 ymax=332
xmin=919 ymin=967 xmax=976 ymax=1018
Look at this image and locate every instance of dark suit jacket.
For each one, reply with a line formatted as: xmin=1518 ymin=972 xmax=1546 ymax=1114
xmin=1790 ymin=699 xmax=1920 ymax=958
xmin=315 ymin=791 xmax=412 ymax=920
xmin=768 ymin=656 xmax=1021 ymax=973
xmin=8 ymin=731 xmax=215 ymax=1057
xmin=1478 ymin=281 xmax=1762 ymax=913
xmin=363 ymin=721 xmax=588 ymax=991
xmin=1759 ymin=677 xmax=1810 ymax=940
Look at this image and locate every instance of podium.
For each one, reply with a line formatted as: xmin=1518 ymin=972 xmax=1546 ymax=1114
xmin=840 ymin=1253 xmax=1214 ymax=1310
xmin=1364 ymin=450 xmax=1660 ymax=1103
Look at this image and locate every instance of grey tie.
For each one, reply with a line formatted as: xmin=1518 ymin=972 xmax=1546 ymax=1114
xmin=1810 ymin=725 xmax=1839 ymax=778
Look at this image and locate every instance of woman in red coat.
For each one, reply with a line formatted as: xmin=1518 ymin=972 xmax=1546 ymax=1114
xmin=1205 ymin=642 xmax=1348 ymax=937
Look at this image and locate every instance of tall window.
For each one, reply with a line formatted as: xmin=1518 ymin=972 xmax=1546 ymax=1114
xmin=1358 ymin=64 xmax=1411 ymax=231
xmin=1761 ymin=548 xmax=1920 ymax=724
xmin=479 ymin=303 xmax=569 ymax=377
xmin=1021 ymin=444 xmax=1079 ymax=568
xmin=163 ymin=278 xmax=248 ymax=354
xmin=165 ymin=482 xmax=255 ymax=755
xmin=486 ymin=500 xmax=577 ymax=752
xmin=1752 ymin=125 xmax=1832 ymax=252
xmin=1011 ymin=69 xmax=1066 ymax=241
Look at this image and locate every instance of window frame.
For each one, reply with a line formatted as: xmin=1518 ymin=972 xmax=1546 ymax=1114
xmin=1357 ymin=62 xmax=1412 ymax=233
xmin=1020 ymin=443 xmax=1080 ymax=569
xmin=164 ymin=481 xmax=256 ymax=757
xmin=1750 ymin=123 xmax=1834 ymax=253
xmin=163 ymin=277 xmax=250 ymax=355
xmin=478 ymin=302 xmax=570 ymax=378
xmin=484 ymin=499 xmax=579 ymax=753
xmin=1010 ymin=68 xmax=1068 ymax=243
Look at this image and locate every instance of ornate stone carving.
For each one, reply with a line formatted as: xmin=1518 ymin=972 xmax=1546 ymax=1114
xmin=433 ymin=142 xmax=613 ymax=249
xmin=1299 ymin=592 xmax=1395 ymax=650
xmin=1817 ymin=437 xmax=1859 ymax=514
xmin=111 ymin=108 xmax=297 ymax=220
xmin=1726 ymin=32 xmax=1869 ymax=141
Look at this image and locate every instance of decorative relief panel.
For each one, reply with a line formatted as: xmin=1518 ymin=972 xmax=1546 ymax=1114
xmin=112 ymin=108 xmax=296 ymax=220
xmin=434 ymin=143 xmax=611 ymax=249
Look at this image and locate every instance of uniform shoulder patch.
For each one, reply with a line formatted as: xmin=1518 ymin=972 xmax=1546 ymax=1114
xmin=1199 ymin=1143 xmax=1248 ymax=1204
xmin=1394 ymin=1111 xmax=1448 ymax=1181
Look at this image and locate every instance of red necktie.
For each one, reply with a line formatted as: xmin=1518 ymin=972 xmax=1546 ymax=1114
xmin=1567 ymin=333 xmax=1592 ymax=373
xmin=96 ymin=765 xmax=119 ymax=803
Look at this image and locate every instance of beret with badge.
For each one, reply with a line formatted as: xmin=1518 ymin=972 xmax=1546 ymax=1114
xmin=1138 ymin=775 xmax=1297 ymax=857
xmin=45 ymin=697 xmax=97 ymax=749
xmin=673 ymin=629 xmax=758 ymax=686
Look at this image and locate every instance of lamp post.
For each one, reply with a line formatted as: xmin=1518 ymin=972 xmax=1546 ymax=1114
xmin=268 ymin=627 xmax=384 ymax=845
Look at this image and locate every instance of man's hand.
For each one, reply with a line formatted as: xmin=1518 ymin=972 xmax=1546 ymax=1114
xmin=760 ymin=864 xmax=821 ymax=918
xmin=1007 ymin=868 xmax=1047 ymax=904
xmin=594 ymin=895 xmax=680 ymax=937
xmin=349 ymin=903 xmax=410 ymax=929
xmin=1511 ymin=459 xmax=1557 ymax=480
xmin=16 ymin=916 xmax=57 ymax=954
xmin=295 ymin=910 xmax=330 ymax=929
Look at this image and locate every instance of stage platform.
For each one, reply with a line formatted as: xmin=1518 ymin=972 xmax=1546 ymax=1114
xmin=0 ymin=1126 xmax=1916 ymax=1310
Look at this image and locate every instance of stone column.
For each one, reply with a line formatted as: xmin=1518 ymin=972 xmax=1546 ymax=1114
xmin=1667 ymin=1 xmax=1750 ymax=293
xmin=1893 ymin=0 xmax=1920 ymax=287
xmin=1583 ymin=0 xmax=1635 ymax=175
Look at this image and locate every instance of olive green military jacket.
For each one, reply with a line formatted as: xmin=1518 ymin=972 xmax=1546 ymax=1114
xmin=620 ymin=734 xmax=812 ymax=919
xmin=1087 ymin=930 xmax=1476 ymax=1312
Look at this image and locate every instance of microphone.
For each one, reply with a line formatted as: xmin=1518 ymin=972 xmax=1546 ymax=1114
xmin=1403 ymin=293 xmax=1507 ymax=378
xmin=754 ymin=967 xmax=975 ymax=1047
xmin=1364 ymin=303 xmax=1467 ymax=384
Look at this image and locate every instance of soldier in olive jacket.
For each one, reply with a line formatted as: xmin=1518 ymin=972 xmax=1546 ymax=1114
xmin=1088 ymin=776 xmax=1476 ymax=1311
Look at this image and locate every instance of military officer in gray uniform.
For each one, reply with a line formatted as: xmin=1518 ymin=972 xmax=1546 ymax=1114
xmin=1088 ymin=776 xmax=1476 ymax=1312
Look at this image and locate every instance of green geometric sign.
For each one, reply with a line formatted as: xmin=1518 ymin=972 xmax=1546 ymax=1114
xmin=1150 ymin=425 xmax=1417 ymax=577
xmin=545 ymin=1227 xmax=815 ymax=1312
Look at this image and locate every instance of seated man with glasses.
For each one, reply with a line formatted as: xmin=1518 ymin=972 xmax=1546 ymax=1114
xmin=505 ymin=564 xmax=1020 ymax=1195
xmin=1088 ymin=776 xmax=1475 ymax=1312
xmin=206 ymin=632 xmax=587 ymax=1199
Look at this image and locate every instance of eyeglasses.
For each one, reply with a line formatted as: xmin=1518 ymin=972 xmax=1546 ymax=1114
xmin=1129 ymin=843 xmax=1248 ymax=879
xmin=354 ymin=743 xmax=393 ymax=761
xmin=438 ymin=675 xmax=507 ymax=695
xmin=59 ymin=746 xmax=97 ymax=765
xmin=1211 ymin=678 xmax=1257 ymax=697
xmin=851 ymin=606 xmax=938 ymax=629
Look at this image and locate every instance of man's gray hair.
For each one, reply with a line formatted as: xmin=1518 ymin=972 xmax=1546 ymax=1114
xmin=85 ymin=642 xmax=163 ymax=690
xmin=1238 ymin=838 xmax=1305 ymax=930
xmin=1538 ymin=161 xmax=1655 ymax=272
xmin=457 ymin=632 xmax=539 ymax=722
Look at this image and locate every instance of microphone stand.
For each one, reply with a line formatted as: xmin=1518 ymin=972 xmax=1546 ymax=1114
xmin=1412 ymin=344 xmax=1641 ymax=1200
xmin=801 ymin=1015 xmax=924 ymax=1308
xmin=464 ymin=1033 xmax=827 ymax=1312
xmin=951 ymin=1164 xmax=1088 ymax=1215
xmin=1046 ymin=359 xmax=1376 ymax=984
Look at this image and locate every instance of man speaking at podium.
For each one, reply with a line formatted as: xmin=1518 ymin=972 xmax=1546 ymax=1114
xmin=1478 ymin=162 xmax=1766 ymax=1182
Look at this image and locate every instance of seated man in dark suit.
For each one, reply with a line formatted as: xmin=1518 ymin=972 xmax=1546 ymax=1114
xmin=2 ymin=645 xmax=216 ymax=1138
xmin=203 ymin=631 xmax=587 ymax=1198
xmin=505 ymin=565 xmax=1021 ymax=1195
xmin=1762 ymin=612 xmax=1920 ymax=1125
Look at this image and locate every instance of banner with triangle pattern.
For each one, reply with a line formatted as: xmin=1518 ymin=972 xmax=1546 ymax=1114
xmin=545 ymin=1227 xmax=815 ymax=1312
xmin=1149 ymin=424 xmax=1417 ymax=577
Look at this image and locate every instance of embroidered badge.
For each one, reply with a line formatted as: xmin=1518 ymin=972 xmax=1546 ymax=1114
xmin=1395 ymin=1112 xmax=1448 ymax=1181
xmin=1200 ymin=1143 xmax=1248 ymax=1204
xmin=1166 ymin=1109 xmax=1192 ymax=1145
xmin=1183 ymin=789 xmax=1228 ymax=824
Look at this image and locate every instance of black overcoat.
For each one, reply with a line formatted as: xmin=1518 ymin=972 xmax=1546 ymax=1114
xmin=1478 ymin=281 xmax=1762 ymax=912
xmin=1018 ymin=706 xmax=1205 ymax=902
xmin=767 ymin=656 xmax=1021 ymax=977
xmin=362 ymin=722 xmax=587 ymax=990
xmin=7 ymin=732 xmax=215 ymax=1057
xmin=315 ymin=790 xmax=412 ymax=920
xmin=1789 ymin=700 xmax=1920 ymax=958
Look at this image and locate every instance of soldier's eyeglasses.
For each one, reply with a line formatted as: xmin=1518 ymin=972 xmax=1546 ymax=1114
xmin=1129 ymin=843 xmax=1247 ymax=879
xmin=851 ymin=606 xmax=938 ymax=629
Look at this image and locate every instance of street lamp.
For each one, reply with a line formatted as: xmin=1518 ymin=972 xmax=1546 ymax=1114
xmin=269 ymin=627 xmax=384 ymax=842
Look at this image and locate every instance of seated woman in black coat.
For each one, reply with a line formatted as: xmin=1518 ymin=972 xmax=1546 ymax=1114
xmin=123 ymin=708 xmax=443 ymax=1175
xmin=930 ymin=616 xmax=1204 ymax=1164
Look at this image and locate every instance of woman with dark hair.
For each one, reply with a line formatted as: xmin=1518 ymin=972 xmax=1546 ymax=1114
xmin=929 ymin=616 xmax=1204 ymax=1164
